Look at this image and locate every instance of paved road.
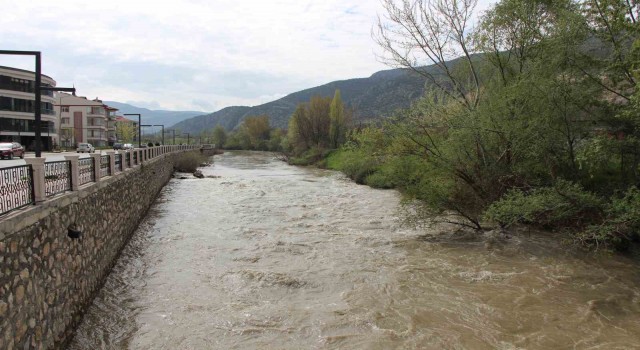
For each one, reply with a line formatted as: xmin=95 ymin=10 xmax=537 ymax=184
xmin=0 ymin=151 xmax=122 ymax=168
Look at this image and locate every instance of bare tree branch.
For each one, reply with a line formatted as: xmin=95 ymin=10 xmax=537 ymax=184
xmin=373 ymin=0 xmax=481 ymax=111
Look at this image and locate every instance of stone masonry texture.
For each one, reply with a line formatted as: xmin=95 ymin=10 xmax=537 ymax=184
xmin=0 ymin=150 xmax=207 ymax=349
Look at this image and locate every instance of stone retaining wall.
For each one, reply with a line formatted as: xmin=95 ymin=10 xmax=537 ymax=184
xmin=0 ymin=149 xmax=211 ymax=349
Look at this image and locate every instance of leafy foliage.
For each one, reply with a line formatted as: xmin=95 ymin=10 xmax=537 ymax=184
xmin=174 ymin=152 xmax=209 ymax=173
xmin=284 ymin=90 xmax=350 ymax=164
xmin=212 ymin=125 xmax=227 ymax=148
xmin=484 ymin=180 xmax=604 ymax=228
xmin=325 ymin=0 xmax=640 ymax=249
xmin=581 ymin=187 xmax=640 ymax=249
xmin=222 ymin=115 xmax=286 ymax=151
xmin=116 ymin=120 xmax=136 ymax=143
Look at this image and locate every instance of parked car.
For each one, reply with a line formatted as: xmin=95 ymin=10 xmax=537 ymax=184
xmin=122 ymin=143 xmax=134 ymax=150
xmin=76 ymin=143 xmax=95 ymax=153
xmin=0 ymin=142 xmax=25 ymax=159
xmin=113 ymin=143 xmax=124 ymax=150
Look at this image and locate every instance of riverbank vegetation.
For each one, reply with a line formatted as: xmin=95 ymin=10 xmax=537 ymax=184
xmin=326 ymin=0 xmax=639 ymax=250
xmin=285 ymin=90 xmax=352 ymax=165
xmin=212 ymin=115 xmax=286 ymax=152
xmin=207 ymin=0 xmax=638 ymax=250
xmin=213 ymin=90 xmax=352 ymax=164
xmin=174 ymin=152 xmax=211 ymax=172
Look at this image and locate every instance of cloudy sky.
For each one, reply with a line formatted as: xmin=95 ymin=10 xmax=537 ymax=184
xmin=1 ymin=0 xmax=496 ymax=113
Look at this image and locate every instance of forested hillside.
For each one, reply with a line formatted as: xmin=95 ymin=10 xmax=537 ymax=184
xmin=168 ymin=66 xmax=430 ymax=133
xmin=104 ymin=101 xmax=204 ymax=127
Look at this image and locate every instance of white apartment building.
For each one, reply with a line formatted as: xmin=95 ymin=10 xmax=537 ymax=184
xmin=54 ymin=93 xmax=117 ymax=148
xmin=0 ymin=66 xmax=58 ymax=150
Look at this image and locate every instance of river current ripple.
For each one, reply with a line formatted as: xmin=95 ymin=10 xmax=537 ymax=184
xmin=68 ymin=151 xmax=640 ymax=349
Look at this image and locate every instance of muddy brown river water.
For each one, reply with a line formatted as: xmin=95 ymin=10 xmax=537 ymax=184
xmin=68 ymin=151 xmax=640 ymax=349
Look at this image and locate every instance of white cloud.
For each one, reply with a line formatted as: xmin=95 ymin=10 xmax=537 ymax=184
xmin=0 ymin=0 xmax=497 ymax=112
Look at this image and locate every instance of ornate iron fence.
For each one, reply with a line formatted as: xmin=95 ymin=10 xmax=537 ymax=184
xmin=100 ymin=155 xmax=111 ymax=177
xmin=44 ymin=161 xmax=71 ymax=197
xmin=78 ymin=158 xmax=95 ymax=186
xmin=0 ymin=165 xmax=35 ymax=215
xmin=115 ymin=154 xmax=123 ymax=172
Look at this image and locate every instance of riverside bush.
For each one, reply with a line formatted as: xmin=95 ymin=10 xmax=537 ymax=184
xmin=174 ymin=153 xmax=209 ymax=172
xmin=326 ymin=147 xmax=381 ymax=185
xmin=484 ymin=180 xmax=604 ymax=229
xmin=301 ymin=0 xmax=638 ymax=250
xmin=288 ymin=147 xmax=330 ymax=166
xmin=339 ymin=153 xmax=378 ymax=184
xmin=579 ymin=187 xmax=640 ymax=250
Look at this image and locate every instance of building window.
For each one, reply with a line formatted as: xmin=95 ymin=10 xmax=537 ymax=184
xmin=61 ymin=118 xmax=70 ymax=124
xmin=0 ymin=75 xmax=35 ymax=93
xmin=0 ymin=96 xmax=11 ymax=110
xmin=0 ymin=96 xmax=54 ymax=115
xmin=0 ymin=118 xmax=55 ymax=133
xmin=61 ymin=106 xmax=69 ymax=112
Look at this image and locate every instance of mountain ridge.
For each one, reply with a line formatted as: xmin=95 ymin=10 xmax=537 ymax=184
xmin=103 ymin=101 xmax=205 ymax=127
xmin=167 ymin=66 xmax=433 ymax=133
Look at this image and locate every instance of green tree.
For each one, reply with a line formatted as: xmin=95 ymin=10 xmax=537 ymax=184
xmin=116 ymin=121 xmax=136 ymax=143
xmin=287 ymin=96 xmax=332 ymax=154
xmin=287 ymin=105 xmax=305 ymax=152
xmin=241 ymin=115 xmax=271 ymax=150
xmin=212 ymin=125 xmax=227 ymax=148
xmin=268 ymin=128 xmax=286 ymax=151
xmin=329 ymin=89 xmax=347 ymax=148
xmin=580 ymin=0 xmax=638 ymax=101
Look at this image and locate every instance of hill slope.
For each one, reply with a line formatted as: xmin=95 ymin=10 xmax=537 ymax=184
xmin=170 ymin=67 xmax=434 ymax=133
xmin=104 ymin=101 xmax=206 ymax=128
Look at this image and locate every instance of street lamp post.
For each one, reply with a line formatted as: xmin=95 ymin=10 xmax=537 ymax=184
xmin=183 ymin=133 xmax=190 ymax=145
xmin=158 ymin=125 xmax=165 ymax=145
xmin=123 ymin=113 xmax=141 ymax=148
xmin=164 ymin=129 xmax=176 ymax=145
xmin=141 ymin=124 xmax=165 ymax=145
xmin=0 ymin=50 xmax=76 ymax=157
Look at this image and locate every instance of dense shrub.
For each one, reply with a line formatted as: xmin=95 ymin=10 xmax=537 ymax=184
xmin=174 ymin=153 xmax=209 ymax=172
xmin=484 ymin=180 xmax=604 ymax=229
xmin=579 ymin=187 xmax=640 ymax=250
xmin=287 ymin=147 xmax=330 ymax=166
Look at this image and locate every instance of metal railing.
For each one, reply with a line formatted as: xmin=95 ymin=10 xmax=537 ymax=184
xmin=115 ymin=154 xmax=123 ymax=172
xmin=0 ymin=165 xmax=35 ymax=215
xmin=44 ymin=161 xmax=71 ymax=197
xmin=100 ymin=155 xmax=111 ymax=177
xmin=78 ymin=158 xmax=95 ymax=186
xmin=0 ymin=146 xmax=202 ymax=217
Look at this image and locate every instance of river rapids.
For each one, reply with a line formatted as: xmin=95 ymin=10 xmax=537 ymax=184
xmin=68 ymin=151 xmax=640 ymax=349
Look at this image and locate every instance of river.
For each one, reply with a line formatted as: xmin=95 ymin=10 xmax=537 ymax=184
xmin=68 ymin=151 xmax=640 ymax=349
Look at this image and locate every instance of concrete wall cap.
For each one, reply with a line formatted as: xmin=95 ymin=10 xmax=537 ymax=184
xmin=24 ymin=158 xmax=46 ymax=165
